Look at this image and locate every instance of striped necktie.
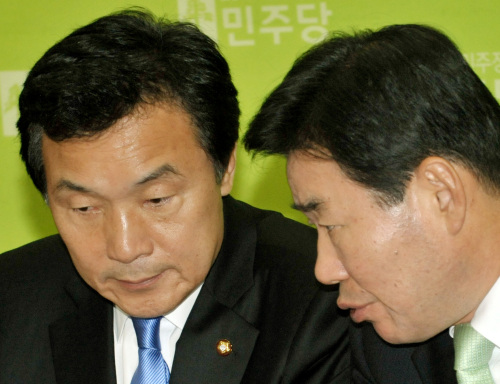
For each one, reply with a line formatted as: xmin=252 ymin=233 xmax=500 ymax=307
xmin=131 ymin=317 xmax=170 ymax=384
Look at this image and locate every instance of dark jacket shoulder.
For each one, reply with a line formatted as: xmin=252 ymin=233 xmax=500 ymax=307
xmin=0 ymin=235 xmax=79 ymax=306
xmin=0 ymin=235 xmax=102 ymax=383
xmin=350 ymin=322 xmax=456 ymax=384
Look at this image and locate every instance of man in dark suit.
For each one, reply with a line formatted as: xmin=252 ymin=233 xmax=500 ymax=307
xmin=244 ymin=24 xmax=500 ymax=383
xmin=0 ymin=9 xmax=350 ymax=384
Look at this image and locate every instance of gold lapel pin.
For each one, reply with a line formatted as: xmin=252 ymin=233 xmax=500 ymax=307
xmin=216 ymin=339 xmax=233 ymax=356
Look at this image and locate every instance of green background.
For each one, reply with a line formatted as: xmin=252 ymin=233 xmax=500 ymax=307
xmin=1 ymin=0 xmax=499 ymax=253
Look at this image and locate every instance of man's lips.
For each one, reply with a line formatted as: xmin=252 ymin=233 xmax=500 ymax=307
xmin=116 ymin=272 xmax=163 ymax=290
xmin=338 ymin=300 xmax=371 ymax=323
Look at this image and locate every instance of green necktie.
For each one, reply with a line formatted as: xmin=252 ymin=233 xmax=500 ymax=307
xmin=453 ymin=323 xmax=495 ymax=384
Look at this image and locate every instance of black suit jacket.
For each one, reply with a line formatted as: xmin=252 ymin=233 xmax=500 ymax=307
xmin=350 ymin=322 xmax=457 ymax=383
xmin=0 ymin=196 xmax=350 ymax=384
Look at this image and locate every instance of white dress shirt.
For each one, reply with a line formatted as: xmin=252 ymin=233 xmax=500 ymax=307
xmin=113 ymin=284 xmax=202 ymax=384
xmin=450 ymin=277 xmax=500 ymax=383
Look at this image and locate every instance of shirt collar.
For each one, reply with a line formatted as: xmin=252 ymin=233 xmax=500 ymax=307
xmin=471 ymin=277 xmax=500 ymax=347
xmin=114 ymin=283 xmax=203 ymax=341
xmin=449 ymin=277 xmax=500 ymax=346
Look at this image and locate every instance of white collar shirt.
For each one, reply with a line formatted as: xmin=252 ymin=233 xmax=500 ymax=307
xmin=113 ymin=284 xmax=202 ymax=384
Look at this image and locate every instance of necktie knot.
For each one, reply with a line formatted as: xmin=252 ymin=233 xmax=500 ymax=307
xmin=132 ymin=317 xmax=162 ymax=350
xmin=453 ymin=323 xmax=495 ymax=384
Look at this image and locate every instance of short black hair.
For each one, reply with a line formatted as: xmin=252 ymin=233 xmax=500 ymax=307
xmin=244 ymin=24 xmax=500 ymax=206
xmin=18 ymin=8 xmax=240 ymax=195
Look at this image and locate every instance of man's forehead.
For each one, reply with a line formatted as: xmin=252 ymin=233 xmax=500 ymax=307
xmin=287 ymin=150 xmax=339 ymax=182
xmin=41 ymin=104 xmax=201 ymax=194
xmin=286 ymin=150 xmax=372 ymax=216
xmin=287 ymin=148 xmax=336 ymax=170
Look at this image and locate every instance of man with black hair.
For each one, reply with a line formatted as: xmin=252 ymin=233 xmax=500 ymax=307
xmin=0 ymin=10 xmax=350 ymax=383
xmin=245 ymin=23 xmax=500 ymax=383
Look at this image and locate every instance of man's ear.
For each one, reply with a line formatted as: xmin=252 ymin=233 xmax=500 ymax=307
xmin=413 ymin=156 xmax=466 ymax=235
xmin=220 ymin=146 xmax=237 ymax=196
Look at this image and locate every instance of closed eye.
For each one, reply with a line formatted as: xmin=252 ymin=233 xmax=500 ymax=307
xmin=72 ymin=206 xmax=98 ymax=214
xmin=146 ymin=196 xmax=172 ymax=207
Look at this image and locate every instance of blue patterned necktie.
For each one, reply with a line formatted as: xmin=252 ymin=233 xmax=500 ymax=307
xmin=453 ymin=323 xmax=495 ymax=384
xmin=131 ymin=317 xmax=170 ymax=384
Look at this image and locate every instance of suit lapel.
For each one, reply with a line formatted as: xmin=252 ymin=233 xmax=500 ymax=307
xmin=49 ymin=276 xmax=116 ymax=384
xmin=411 ymin=330 xmax=457 ymax=384
xmin=170 ymin=197 xmax=262 ymax=384
xmin=170 ymin=288 xmax=259 ymax=384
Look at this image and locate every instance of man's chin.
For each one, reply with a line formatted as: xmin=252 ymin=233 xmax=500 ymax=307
xmin=371 ymin=322 xmax=408 ymax=344
xmin=371 ymin=323 xmax=432 ymax=345
xmin=115 ymin=302 xmax=169 ymax=318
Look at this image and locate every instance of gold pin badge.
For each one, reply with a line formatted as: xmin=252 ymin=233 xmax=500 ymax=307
xmin=216 ymin=339 xmax=233 ymax=356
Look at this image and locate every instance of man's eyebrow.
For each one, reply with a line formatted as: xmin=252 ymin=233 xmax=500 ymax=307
xmin=136 ymin=164 xmax=181 ymax=185
xmin=291 ymin=199 xmax=323 ymax=213
xmin=55 ymin=180 xmax=91 ymax=193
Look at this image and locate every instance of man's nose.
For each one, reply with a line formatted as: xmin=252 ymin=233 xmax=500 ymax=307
xmin=314 ymin=229 xmax=349 ymax=285
xmin=106 ymin=209 xmax=153 ymax=263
